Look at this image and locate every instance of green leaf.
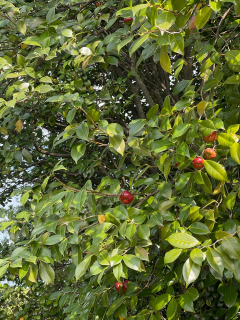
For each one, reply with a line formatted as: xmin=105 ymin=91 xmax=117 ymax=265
xmin=230 ymin=142 xmax=240 ymax=164
xmin=178 ymin=294 xmax=194 ymax=312
xmin=0 ymin=264 xmax=9 ymax=279
xmin=179 ymin=205 xmax=190 ymax=224
xmin=176 ymin=142 xmax=190 ymax=158
xmin=166 ymin=233 xmax=200 ymax=249
xmin=190 ymin=248 xmax=203 ymax=266
xmin=189 ymin=222 xmax=210 ymax=235
xmin=106 ymin=56 xmax=118 ymax=66
xmin=175 ymin=172 xmax=191 ymax=191
xmin=147 ymin=104 xmax=159 ymax=120
xmin=206 ymin=248 xmax=224 ymax=275
xmin=225 ymin=305 xmax=240 ymax=320
xmin=46 ymin=7 xmax=57 ymax=23
xmin=160 ymin=46 xmax=171 ymax=74
xmin=28 ymin=263 xmax=38 ymax=283
xmin=199 ymin=119 xmax=216 ymax=136
xmin=223 ymin=283 xmax=237 ymax=308
xmin=173 ymin=80 xmax=190 ymax=95
xmin=40 ymin=76 xmax=52 ymax=83
xmin=170 ymin=34 xmax=184 ymax=55
xmin=151 ymin=139 xmax=173 ymax=153
xmin=222 ymin=236 xmax=240 ymax=260
xmin=137 ymin=225 xmax=150 ymax=240
xmin=197 ymin=101 xmax=209 ymax=117
xmin=156 ymin=12 xmax=176 ymax=30
xmin=186 ymin=287 xmax=199 ymax=301
xmin=62 ymin=29 xmax=73 ymax=37
xmin=45 ymin=235 xmax=65 ymax=246
xmin=204 ymin=160 xmax=229 ymax=182
xmin=135 ymin=246 xmax=149 ymax=261
xmin=75 ymin=255 xmax=92 ymax=280
xmin=39 ymin=262 xmax=55 ymax=283
xmin=123 ymin=254 xmax=141 ymax=271
xmin=98 ymin=250 xmax=110 ymax=265
xmin=171 ymin=0 xmax=187 ymax=11
xmin=218 ymin=133 xmax=236 ymax=147
xmin=195 ymin=6 xmax=212 ymax=29
xmin=71 ymin=142 xmax=86 ymax=163
xmin=225 ymin=74 xmax=240 ymax=84
xmin=167 ymin=299 xmax=179 ymax=320
xmin=164 ymin=249 xmax=182 ymax=264
xmin=105 ymin=211 xmax=120 ymax=225
xmin=215 ymin=246 xmax=235 ymax=273
xmin=17 ymin=20 xmax=26 ymax=35
xmin=183 ymin=258 xmax=201 ymax=287
xmin=106 ymin=296 xmax=126 ymax=317
xmin=73 ymin=189 xmax=87 ymax=211
xmin=76 ymin=122 xmax=89 ymax=141
xmin=172 ymin=123 xmax=191 ymax=139
xmin=109 ymin=135 xmax=125 ymax=156
xmin=225 ymin=50 xmax=240 ymax=72
xmin=22 ymin=149 xmax=32 ymax=163
xmin=129 ymin=119 xmax=147 ymax=136
xmin=20 ymin=192 xmax=29 ymax=206
xmin=149 ymin=293 xmax=172 ymax=311
xmin=129 ymin=34 xmax=149 ymax=57
xmin=117 ymin=36 xmax=134 ymax=53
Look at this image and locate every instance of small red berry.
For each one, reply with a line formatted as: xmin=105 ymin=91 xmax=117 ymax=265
xmin=114 ymin=282 xmax=121 ymax=292
xmin=175 ymin=162 xmax=178 ymax=167
xmin=192 ymin=157 xmax=204 ymax=169
xmin=203 ymin=131 xmax=217 ymax=143
xmin=204 ymin=148 xmax=217 ymax=160
xmin=120 ymin=191 xmax=134 ymax=204
xmin=122 ymin=280 xmax=129 ymax=292
xmin=124 ymin=17 xmax=133 ymax=25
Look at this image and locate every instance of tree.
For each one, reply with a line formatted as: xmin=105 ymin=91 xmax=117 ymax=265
xmin=1 ymin=0 xmax=240 ymax=319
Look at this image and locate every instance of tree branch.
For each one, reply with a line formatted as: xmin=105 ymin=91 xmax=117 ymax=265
xmin=34 ymin=143 xmax=71 ymax=158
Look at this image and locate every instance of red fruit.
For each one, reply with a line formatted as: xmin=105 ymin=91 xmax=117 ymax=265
xmin=203 ymin=131 xmax=217 ymax=143
xmin=114 ymin=282 xmax=121 ymax=292
xmin=175 ymin=162 xmax=178 ymax=167
xmin=192 ymin=157 xmax=204 ymax=169
xmin=122 ymin=280 xmax=129 ymax=292
xmin=120 ymin=191 xmax=134 ymax=204
xmin=189 ymin=16 xmax=196 ymax=33
xmin=204 ymin=148 xmax=217 ymax=160
xmin=124 ymin=17 xmax=133 ymax=25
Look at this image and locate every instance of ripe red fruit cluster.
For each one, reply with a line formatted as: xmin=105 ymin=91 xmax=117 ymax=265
xmin=192 ymin=157 xmax=204 ymax=169
xmin=203 ymin=131 xmax=217 ymax=143
xmin=114 ymin=282 xmax=121 ymax=291
xmin=204 ymin=148 xmax=217 ymax=160
xmin=124 ymin=17 xmax=133 ymax=25
xmin=114 ymin=280 xmax=129 ymax=292
xmin=120 ymin=191 xmax=134 ymax=204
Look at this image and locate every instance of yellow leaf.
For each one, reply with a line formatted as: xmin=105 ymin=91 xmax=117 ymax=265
xmin=16 ymin=119 xmax=23 ymax=133
xmin=160 ymin=46 xmax=171 ymax=74
xmin=213 ymin=182 xmax=221 ymax=195
xmin=82 ymin=56 xmax=90 ymax=71
xmin=119 ymin=316 xmax=124 ymax=320
xmin=197 ymin=101 xmax=209 ymax=117
xmin=21 ymin=43 xmax=28 ymax=49
xmin=0 ymin=127 xmax=8 ymax=135
xmin=98 ymin=215 xmax=105 ymax=224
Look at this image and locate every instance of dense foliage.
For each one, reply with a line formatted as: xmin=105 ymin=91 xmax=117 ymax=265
xmin=1 ymin=0 xmax=240 ymax=319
